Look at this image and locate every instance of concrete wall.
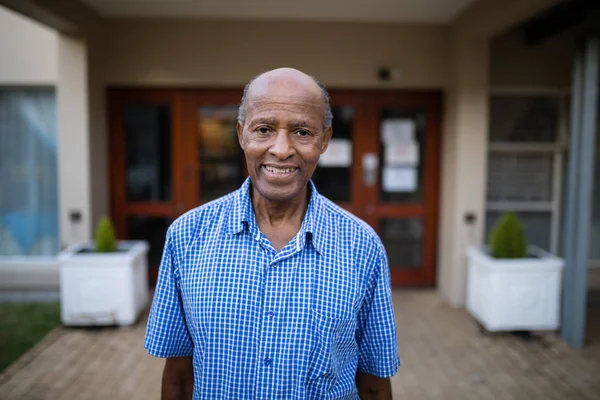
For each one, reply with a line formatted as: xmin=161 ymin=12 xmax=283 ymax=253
xmin=437 ymin=35 xmax=490 ymax=306
xmin=56 ymin=34 xmax=93 ymax=246
xmin=102 ymin=19 xmax=450 ymax=89
xmin=490 ymin=26 xmax=575 ymax=89
xmin=0 ymin=6 xmax=57 ymax=85
xmin=53 ymin=32 xmax=107 ymax=246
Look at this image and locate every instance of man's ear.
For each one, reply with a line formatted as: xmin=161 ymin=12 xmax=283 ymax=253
xmin=237 ymin=121 xmax=245 ymax=148
xmin=320 ymin=126 xmax=333 ymax=154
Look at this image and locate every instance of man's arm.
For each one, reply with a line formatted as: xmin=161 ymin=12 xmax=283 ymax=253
xmin=162 ymin=357 xmax=194 ymax=400
xmin=356 ymin=371 xmax=393 ymax=400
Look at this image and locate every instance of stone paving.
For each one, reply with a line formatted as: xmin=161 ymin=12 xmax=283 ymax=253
xmin=1 ymin=290 xmax=599 ymax=400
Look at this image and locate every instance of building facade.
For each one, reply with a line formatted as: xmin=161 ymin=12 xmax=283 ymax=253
xmin=0 ymin=0 xmax=597 ymax=346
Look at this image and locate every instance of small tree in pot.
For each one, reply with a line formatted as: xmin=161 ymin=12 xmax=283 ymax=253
xmin=466 ymin=212 xmax=564 ymax=332
xmin=59 ymin=217 xmax=149 ymax=326
xmin=489 ymin=212 xmax=528 ymax=259
xmin=95 ymin=217 xmax=118 ymax=253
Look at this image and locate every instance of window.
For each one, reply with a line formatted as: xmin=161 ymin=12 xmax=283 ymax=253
xmin=0 ymin=88 xmax=59 ymax=256
xmin=489 ymin=96 xmax=559 ymax=142
xmin=486 ymin=93 xmax=565 ymax=253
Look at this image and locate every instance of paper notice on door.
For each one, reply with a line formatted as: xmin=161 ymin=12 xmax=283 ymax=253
xmin=381 ymin=119 xmax=415 ymax=144
xmin=384 ymin=142 xmax=419 ymax=166
xmin=382 ymin=166 xmax=417 ymax=192
xmin=318 ymin=139 xmax=352 ymax=167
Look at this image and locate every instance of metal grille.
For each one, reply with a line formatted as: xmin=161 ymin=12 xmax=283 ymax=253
xmin=487 ymin=153 xmax=554 ymax=202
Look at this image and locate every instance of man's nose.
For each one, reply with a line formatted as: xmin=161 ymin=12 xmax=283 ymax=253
xmin=269 ymin=130 xmax=295 ymax=159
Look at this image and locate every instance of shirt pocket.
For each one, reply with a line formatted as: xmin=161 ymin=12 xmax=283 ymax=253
xmin=306 ymin=307 xmax=357 ymax=396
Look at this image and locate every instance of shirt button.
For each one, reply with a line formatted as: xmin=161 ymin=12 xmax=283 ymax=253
xmin=268 ymin=310 xmax=275 ymax=317
xmin=264 ymin=357 xmax=272 ymax=366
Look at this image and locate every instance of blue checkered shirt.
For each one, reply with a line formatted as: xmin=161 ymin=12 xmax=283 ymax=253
xmin=145 ymin=178 xmax=400 ymax=399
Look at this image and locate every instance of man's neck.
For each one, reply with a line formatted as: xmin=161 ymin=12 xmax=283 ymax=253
xmin=251 ymin=186 xmax=309 ymax=230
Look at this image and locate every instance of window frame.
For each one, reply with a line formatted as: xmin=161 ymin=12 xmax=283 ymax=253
xmin=487 ymin=88 xmax=568 ymax=254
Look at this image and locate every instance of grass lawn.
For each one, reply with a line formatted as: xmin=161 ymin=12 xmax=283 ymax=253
xmin=0 ymin=302 xmax=61 ymax=373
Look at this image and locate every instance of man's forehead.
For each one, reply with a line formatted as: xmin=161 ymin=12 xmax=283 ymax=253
xmin=246 ymin=96 xmax=324 ymax=120
xmin=248 ymin=94 xmax=321 ymax=107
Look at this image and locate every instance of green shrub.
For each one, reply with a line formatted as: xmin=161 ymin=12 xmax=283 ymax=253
xmin=95 ymin=217 xmax=117 ymax=253
xmin=488 ymin=212 xmax=528 ymax=259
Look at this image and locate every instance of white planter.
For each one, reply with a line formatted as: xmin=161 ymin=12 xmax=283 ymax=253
xmin=59 ymin=241 xmax=149 ymax=326
xmin=466 ymin=246 xmax=564 ymax=332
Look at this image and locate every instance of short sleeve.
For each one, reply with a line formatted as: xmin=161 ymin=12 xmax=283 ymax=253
xmin=356 ymin=249 xmax=400 ymax=377
xmin=144 ymin=230 xmax=194 ymax=358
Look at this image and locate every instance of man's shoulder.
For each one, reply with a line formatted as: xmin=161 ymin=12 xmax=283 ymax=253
xmin=166 ymin=190 xmax=237 ymax=242
xmin=318 ymin=195 xmax=385 ymax=254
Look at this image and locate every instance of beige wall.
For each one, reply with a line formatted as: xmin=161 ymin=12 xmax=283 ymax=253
xmin=56 ymin=31 xmax=107 ymax=245
xmin=490 ymin=26 xmax=575 ymax=88
xmin=102 ymin=19 xmax=450 ymax=89
xmin=57 ymin=34 xmax=93 ymax=245
xmin=0 ymin=6 xmax=57 ymax=85
xmin=437 ymin=36 xmax=490 ymax=306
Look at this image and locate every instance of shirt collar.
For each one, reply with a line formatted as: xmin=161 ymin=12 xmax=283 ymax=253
xmin=227 ymin=177 xmax=325 ymax=255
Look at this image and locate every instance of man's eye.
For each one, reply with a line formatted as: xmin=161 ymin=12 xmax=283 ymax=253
xmin=296 ymin=129 xmax=311 ymax=137
xmin=256 ymin=127 xmax=270 ymax=135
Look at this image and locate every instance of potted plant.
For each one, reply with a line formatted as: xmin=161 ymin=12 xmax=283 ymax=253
xmin=466 ymin=212 xmax=564 ymax=332
xmin=59 ymin=217 xmax=149 ymax=326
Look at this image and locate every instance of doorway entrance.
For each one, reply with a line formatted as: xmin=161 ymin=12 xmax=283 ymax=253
xmin=108 ymin=88 xmax=442 ymax=286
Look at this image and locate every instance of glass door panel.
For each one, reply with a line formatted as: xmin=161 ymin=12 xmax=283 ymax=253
xmin=181 ymin=90 xmax=246 ymax=210
xmin=379 ymin=110 xmax=426 ymax=203
xmin=197 ymin=105 xmax=246 ymax=202
xmin=124 ymin=104 xmax=172 ymax=202
xmin=312 ymin=105 xmax=354 ymax=203
xmin=380 ymin=218 xmax=424 ymax=268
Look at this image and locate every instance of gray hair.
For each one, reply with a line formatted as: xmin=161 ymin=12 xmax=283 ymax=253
xmin=237 ymin=72 xmax=333 ymax=130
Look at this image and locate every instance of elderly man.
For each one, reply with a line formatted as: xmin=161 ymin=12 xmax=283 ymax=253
xmin=145 ymin=68 xmax=400 ymax=399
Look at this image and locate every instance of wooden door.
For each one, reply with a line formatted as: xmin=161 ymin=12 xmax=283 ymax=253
xmin=361 ymin=91 xmax=441 ymax=287
xmin=317 ymin=90 xmax=442 ymax=286
xmin=108 ymin=88 xmax=187 ymax=283
xmin=109 ymin=88 xmax=441 ymax=287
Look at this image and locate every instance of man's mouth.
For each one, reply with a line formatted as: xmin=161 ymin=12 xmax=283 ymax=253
xmin=263 ymin=165 xmax=298 ymax=175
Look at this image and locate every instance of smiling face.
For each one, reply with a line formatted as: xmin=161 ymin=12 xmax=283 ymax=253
xmin=237 ymin=69 xmax=332 ymax=203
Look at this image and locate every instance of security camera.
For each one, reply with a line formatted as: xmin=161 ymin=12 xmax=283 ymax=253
xmin=377 ymin=67 xmax=400 ymax=82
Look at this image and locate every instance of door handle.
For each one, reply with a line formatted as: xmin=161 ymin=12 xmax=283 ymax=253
xmin=362 ymin=153 xmax=379 ymax=187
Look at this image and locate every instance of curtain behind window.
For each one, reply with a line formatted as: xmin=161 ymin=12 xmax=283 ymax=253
xmin=0 ymin=88 xmax=59 ymax=256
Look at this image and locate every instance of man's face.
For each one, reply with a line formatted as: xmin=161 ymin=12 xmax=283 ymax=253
xmin=237 ymin=76 xmax=332 ymax=203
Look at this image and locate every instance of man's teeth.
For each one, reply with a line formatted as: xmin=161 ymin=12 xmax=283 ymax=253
xmin=265 ymin=166 xmax=296 ymax=174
